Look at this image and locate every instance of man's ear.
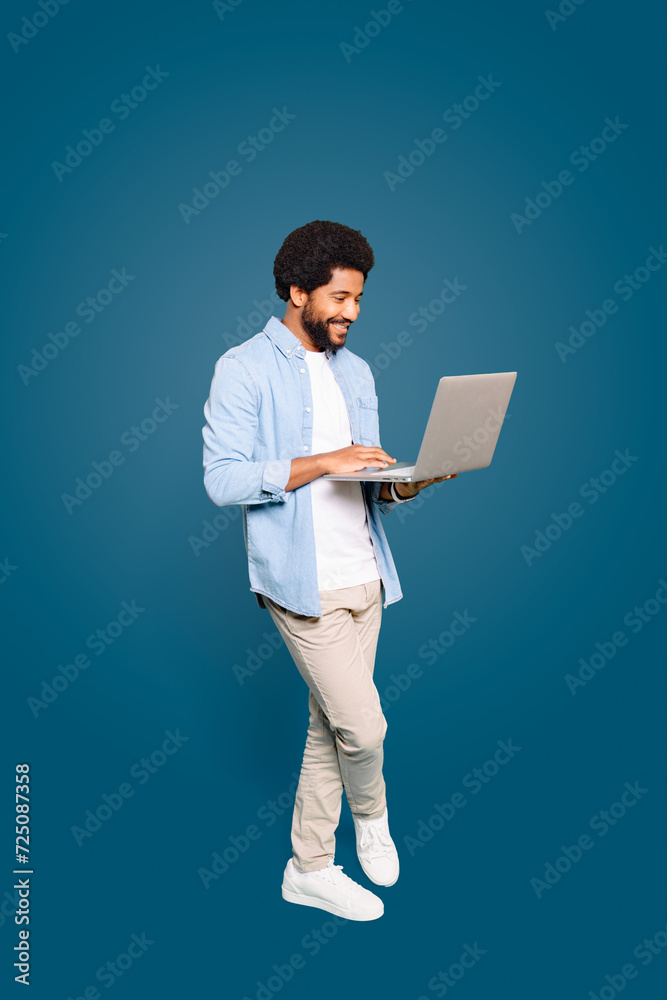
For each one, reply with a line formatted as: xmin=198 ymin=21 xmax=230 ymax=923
xmin=289 ymin=285 xmax=308 ymax=308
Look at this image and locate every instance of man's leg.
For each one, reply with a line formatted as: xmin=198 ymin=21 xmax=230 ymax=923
xmin=290 ymin=687 xmax=344 ymax=872
xmin=263 ymin=580 xmax=386 ymax=872
xmin=333 ymin=580 xmax=386 ymax=817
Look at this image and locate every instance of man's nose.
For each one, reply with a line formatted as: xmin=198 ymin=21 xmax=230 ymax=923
xmin=341 ymin=303 xmax=359 ymax=321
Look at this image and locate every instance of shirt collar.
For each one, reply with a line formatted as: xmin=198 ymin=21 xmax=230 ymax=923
xmin=263 ymin=315 xmax=334 ymax=361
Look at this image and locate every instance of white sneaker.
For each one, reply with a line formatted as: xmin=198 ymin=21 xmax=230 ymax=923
xmin=281 ymin=858 xmax=384 ymax=921
xmin=353 ymin=807 xmax=400 ymax=886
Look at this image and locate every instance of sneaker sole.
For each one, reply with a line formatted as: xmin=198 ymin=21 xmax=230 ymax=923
xmin=281 ymin=885 xmax=383 ymax=921
xmin=357 ymin=853 xmax=400 ymax=887
xmin=362 ymin=867 xmax=399 ymax=887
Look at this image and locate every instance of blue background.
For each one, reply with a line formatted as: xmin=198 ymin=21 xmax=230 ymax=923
xmin=3 ymin=0 xmax=666 ymax=997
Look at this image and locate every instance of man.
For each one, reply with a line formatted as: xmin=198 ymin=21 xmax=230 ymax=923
xmin=202 ymin=220 xmax=456 ymax=922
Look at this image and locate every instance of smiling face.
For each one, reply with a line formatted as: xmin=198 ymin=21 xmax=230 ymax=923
xmin=298 ymin=267 xmax=364 ymax=353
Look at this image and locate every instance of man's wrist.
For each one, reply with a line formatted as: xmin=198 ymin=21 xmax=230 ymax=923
xmin=391 ymin=480 xmax=416 ymax=502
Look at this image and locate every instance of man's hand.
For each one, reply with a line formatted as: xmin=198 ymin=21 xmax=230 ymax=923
xmin=321 ymin=446 xmax=457 ymax=499
xmin=391 ymin=474 xmax=457 ymax=500
xmin=285 ymin=446 xmax=457 ymax=495
xmin=321 ymin=444 xmax=398 ymax=475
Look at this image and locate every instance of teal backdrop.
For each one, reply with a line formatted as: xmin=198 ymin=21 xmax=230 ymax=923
xmin=3 ymin=1 xmax=666 ymax=998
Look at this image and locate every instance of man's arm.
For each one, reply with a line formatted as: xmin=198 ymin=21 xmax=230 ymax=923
xmin=203 ymin=356 xmax=293 ymax=507
xmin=378 ymin=481 xmax=409 ymax=502
xmin=284 ymin=454 xmax=327 ymax=492
xmin=202 ymin=357 xmax=401 ymax=505
xmin=285 ymin=446 xmax=405 ymax=492
xmin=378 ymin=477 xmax=456 ymax=501
xmin=371 ymin=479 xmax=416 ymax=514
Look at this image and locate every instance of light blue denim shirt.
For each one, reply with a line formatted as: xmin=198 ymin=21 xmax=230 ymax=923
xmin=202 ymin=315 xmax=406 ymax=617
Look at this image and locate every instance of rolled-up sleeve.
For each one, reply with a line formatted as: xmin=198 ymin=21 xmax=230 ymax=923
xmin=203 ymin=356 xmax=292 ymax=507
xmin=369 ymin=479 xmax=401 ymax=515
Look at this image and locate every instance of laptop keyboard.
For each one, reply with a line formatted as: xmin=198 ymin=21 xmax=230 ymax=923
xmin=377 ymin=463 xmax=415 ymax=477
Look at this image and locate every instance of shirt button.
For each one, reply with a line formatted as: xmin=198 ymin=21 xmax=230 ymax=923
xmin=303 ymin=445 xmax=309 ymax=451
xmin=306 ymin=407 xmax=311 ymax=412
xmin=299 ymin=368 xmax=305 ymax=373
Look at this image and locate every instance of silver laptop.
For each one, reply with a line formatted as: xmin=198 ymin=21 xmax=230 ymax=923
xmin=322 ymin=372 xmax=517 ymax=482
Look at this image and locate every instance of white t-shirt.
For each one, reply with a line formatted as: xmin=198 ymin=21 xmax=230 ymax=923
xmin=304 ymin=349 xmax=381 ymax=591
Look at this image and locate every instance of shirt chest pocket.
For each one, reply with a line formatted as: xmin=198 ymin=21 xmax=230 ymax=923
xmin=357 ymin=395 xmax=379 ymax=445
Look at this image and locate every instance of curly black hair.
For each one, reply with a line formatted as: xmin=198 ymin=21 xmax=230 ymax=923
xmin=273 ymin=220 xmax=375 ymax=302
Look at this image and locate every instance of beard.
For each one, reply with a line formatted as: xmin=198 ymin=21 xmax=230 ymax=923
xmin=301 ymin=298 xmax=348 ymax=353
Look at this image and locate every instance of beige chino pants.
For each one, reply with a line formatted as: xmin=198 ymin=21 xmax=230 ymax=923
xmin=263 ymin=579 xmax=387 ymax=872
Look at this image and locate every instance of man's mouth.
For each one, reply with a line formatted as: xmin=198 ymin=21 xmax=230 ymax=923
xmin=329 ymin=321 xmax=349 ymax=333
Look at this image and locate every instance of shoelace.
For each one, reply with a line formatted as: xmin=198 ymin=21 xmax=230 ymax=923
xmin=313 ymin=861 xmax=359 ymax=888
xmin=358 ymin=819 xmax=393 ymax=858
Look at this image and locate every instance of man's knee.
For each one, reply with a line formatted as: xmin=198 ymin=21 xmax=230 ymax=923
xmin=337 ymin=712 xmax=386 ymax=755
